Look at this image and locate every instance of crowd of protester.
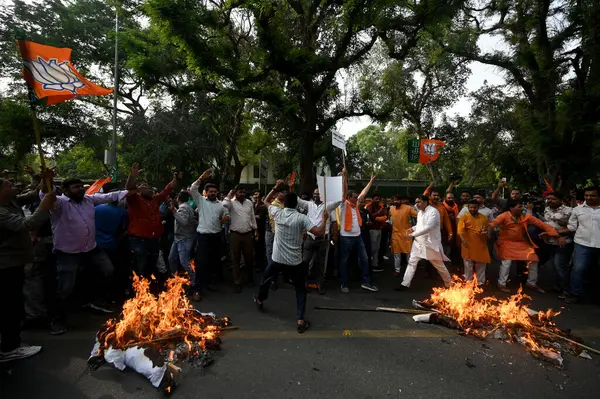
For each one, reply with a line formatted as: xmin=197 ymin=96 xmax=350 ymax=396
xmin=1 ymin=164 xmax=599 ymax=362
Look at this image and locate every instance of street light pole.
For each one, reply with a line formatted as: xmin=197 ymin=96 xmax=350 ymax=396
xmin=111 ymin=10 xmax=120 ymax=180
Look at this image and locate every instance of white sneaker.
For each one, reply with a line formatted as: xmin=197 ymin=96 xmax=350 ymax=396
xmin=383 ymin=256 xmax=389 ymax=260
xmin=0 ymin=345 xmax=42 ymax=363
xmin=340 ymin=286 xmax=350 ymax=294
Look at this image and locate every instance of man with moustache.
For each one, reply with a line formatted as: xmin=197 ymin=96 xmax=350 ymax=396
xmin=190 ymin=169 xmax=230 ymax=299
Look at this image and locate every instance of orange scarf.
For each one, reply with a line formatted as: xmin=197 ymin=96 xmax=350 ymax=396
xmin=344 ymin=200 xmax=362 ymax=231
xmin=443 ymin=200 xmax=459 ymax=218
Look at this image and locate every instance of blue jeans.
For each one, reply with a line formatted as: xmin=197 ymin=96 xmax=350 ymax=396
xmin=168 ymin=237 xmax=196 ymax=289
xmin=339 ymin=236 xmax=370 ymax=287
xmin=546 ymin=243 xmax=574 ymax=292
xmin=571 ymin=243 xmax=600 ymax=297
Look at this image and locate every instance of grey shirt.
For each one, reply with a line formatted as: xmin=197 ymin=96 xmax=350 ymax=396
xmin=0 ymin=190 xmax=50 ymax=269
xmin=173 ymin=202 xmax=196 ymax=242
xmin=269 ymin=205 xmax=315 ymax=266
xmin=190 ymin=181 xmax=229 ymax=234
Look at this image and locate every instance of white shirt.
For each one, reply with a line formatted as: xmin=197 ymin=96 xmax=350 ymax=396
xmin=568 ymin=203 xmax=600 ymax=248
xmin=190 ymin=181 xmax=229 ymax=234
xmin=269 ymin=206 xmax=315 ymax=265
xmin=223 ymin=197 xmax=257 ymax=233
xmin=297 ymin=198 xmax=341 ymax=237
xmin=338 ymin=202 xmax=362 ymax=237
xmin=458 ymin=206 xmax=494 ymax=222
xmin=410 ymin=206 xmax=449 ymax=262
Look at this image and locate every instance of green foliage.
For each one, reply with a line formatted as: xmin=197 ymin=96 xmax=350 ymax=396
xmin=53 ymin=143 xmax=108 ymax=179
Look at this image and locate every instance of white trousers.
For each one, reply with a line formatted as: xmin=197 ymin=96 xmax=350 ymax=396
xmin=463 ymin=259 xmax=486 ymax=286
xmin=402 ymin=255 xmax=452 ymax=288
xmin=498 ymin=260 xmax=538 ymax=286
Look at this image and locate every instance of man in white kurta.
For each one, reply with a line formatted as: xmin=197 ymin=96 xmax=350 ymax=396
xmin=398 ymin=196 xmax=452 ymax=289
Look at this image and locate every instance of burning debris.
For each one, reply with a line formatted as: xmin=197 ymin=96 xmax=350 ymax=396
xmin=88 ymin=274 xmax=230 ymax=395
xmin=412 ymin=277 xmax=596 ymax=368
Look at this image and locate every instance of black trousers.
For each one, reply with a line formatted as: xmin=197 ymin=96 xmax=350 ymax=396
xmin=258 ymin=260 xmax=308 ymax=320
xmin=194 ymin=233 xmax=222 ymax=291
xmin=0 ymin=266 xmax=24 ymax=352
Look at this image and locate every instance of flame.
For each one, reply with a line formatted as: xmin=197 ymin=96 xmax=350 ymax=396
xmin=98 ymin=273 xmax=228 ymax=351
xmin=425 ymin=276 xmax=560 ymax=343
xmin=189 ymin=259 xmax=196 ymax=272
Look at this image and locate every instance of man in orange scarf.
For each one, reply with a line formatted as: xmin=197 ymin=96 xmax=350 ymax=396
xmin=338 ymin=169 xmax=378 ymax=293
xmin=489 ymin=200 xmax=562 ymax=293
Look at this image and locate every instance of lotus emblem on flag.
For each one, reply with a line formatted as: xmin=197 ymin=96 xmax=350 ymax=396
xmin=423 ymin=142 xmax=437 ymax=156
xmin=23 ymin=56 xmax=86 ymax=94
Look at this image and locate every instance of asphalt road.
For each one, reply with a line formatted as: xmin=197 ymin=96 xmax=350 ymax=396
xmin=2 ymin=260 xmax=600 ymax=399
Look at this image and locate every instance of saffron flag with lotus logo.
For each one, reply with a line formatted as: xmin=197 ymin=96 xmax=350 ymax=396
xmin=407 ymin=139 xmax=446 ymax=164
xmin=17 ymin=40 xmax=113 ymax=105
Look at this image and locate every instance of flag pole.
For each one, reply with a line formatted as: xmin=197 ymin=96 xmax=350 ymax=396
xmin=111 ymin=8 xmax=120 ymax=180
xmin=29 ymin=106 xmax=52 ymax=192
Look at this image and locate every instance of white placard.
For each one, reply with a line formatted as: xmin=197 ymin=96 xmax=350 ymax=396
xmin=332 ymin=131 xmax=346 ymax=153
xmin=317 ymin=175 xmax=343 ymax=203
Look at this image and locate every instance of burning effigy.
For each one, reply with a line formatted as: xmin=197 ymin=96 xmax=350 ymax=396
xmin=88 ymin=274 xmax=230 ymax=395
xmin=412 ymin=276 xmax=596 ymax=368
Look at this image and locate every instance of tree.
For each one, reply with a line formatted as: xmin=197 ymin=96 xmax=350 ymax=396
xmin=142 ymin=0 xmax=462 ymax=192
xmin=444 ymin=0 xmax=600 ymax=189
xmin=360 ymin=36 xmax=470 ymax=183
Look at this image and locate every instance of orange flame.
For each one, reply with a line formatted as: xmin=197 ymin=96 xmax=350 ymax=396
xmin=189 ymin=259 xmax=196 ymax=273
xmin=426 ymin=276 xmax=560 ymax=340
xmin=98 ymin=274 xmax=228 ymax=351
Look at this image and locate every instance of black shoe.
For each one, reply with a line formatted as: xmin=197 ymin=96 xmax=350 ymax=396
xmin=297 ymin=320 xmax=310 ymax=334
xmin=372 ymin=267 xmax=384 ymax=273
xmin=394 ymin=285 xmax=409 ymax=291
xmin=50 ymin=321 xmax=67 ymax=336
xmin=234 ymin=284 xmax=243 ymax=294
xmin=253 ymin=294 xmax=264 ymax=311
xmin=317 ymin=283 xmax=326 ymax=295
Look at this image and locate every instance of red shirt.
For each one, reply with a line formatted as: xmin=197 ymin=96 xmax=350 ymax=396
xmin=126 ymin=184 xmax=173 ymax=239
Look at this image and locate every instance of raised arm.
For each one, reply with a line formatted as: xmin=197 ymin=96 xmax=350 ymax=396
xmin=358 ymin=174 xmax=375 ymax=203
xmin=423 ymin=181 xmax=434 ymax=196
xmin=446 ymin=180 xmax=455 ymax=194
xmin=264 ymin=179 xmax=284 ymax=207
xmin=0 ymin=193 xmax=55 ymax=232
xmin=491 ymin=180 xmax=506 ymax=201
xmin=190 ymin=169 xmax=213 ymax=205
xmin=125 ymin=163 xmax=141 ymax=194
xmin=222 ymin=190 xmax=234 ymax=210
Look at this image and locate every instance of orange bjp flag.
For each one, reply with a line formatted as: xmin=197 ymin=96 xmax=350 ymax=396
xmin=85 ymin=176 xmax=112 ymax=195
xmin=418 ymin=139 xmax=446 ymax=164
xmin=17 ymin=40 xmax=113 ymax=105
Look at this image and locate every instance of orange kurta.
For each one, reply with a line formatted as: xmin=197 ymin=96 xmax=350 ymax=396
xmin=489 ymin=212 xmax=558 ymax=261
xmin=457 ymin=212 xmax=491 ymax=263
xmin=390 ymin=205 xmax=417 ymax=254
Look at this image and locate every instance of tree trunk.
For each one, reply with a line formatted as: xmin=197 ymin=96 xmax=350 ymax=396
xmin=299 ymin=138 xmax=316 ymax=194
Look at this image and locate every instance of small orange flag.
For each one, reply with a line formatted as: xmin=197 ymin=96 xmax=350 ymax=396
xmin=86 ymin=176 xmax=112 ymax=195
xmin=17 ymin=40 xmax=113 ymax=105
xmin=418 ymin=139 xmax=446 ymax=164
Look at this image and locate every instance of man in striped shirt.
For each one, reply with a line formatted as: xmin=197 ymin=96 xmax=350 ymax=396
xmin=254 ymin=190 xmax=328 ymax=333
